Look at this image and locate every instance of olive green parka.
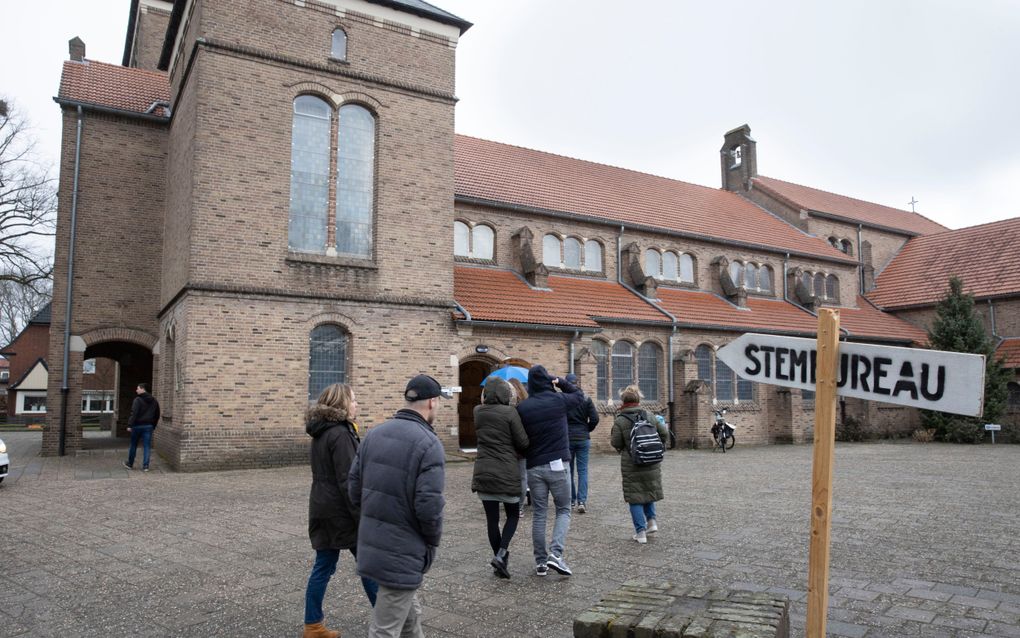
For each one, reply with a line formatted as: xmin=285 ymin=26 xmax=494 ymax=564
xmin=610 ymin=405 xmax=669 ymax=504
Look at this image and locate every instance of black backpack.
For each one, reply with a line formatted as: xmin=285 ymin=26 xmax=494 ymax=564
xmin=623 ymin=410 xmax=664 ymax=466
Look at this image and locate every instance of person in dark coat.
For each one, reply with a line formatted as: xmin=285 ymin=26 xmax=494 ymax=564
xmin=516 ymin=365 xmax=585 ymax=577
xmin=564 ymin=373 xmax=599 ymax=513
xmin=303 ymin=383 xmax=378 ymax=638
xmin=123 ymin=382 xmax=160 ymax=472
xmin=610 ymin=385 xmax=669 ymax=544
xmin=349 ymin=374 xmax=446 ymax=638
xmin=472 ymin=376 xmax=529 ymax=578
xmin=507 ymin=377 xmax=530 ymax=513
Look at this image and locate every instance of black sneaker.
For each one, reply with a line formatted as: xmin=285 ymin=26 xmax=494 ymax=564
xmin=535 ymin=564 xmax=548 ymax=577
xmin=122 ymin=461 xmax=133 ymax=470
xmin=546 ymin=554 xmax=572 ymax=576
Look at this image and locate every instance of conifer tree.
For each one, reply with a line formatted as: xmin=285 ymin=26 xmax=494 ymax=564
xmin=922 ymin=277 xmax=1009 ymax=442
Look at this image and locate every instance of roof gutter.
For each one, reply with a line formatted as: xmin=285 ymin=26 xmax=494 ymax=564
xmin=457 ymin=195 xmax=858 ymax=267
xmin=455 ymin=319 xmax=601 ymax=334
xmin=53 ymin=98 xmax=171 ymax=124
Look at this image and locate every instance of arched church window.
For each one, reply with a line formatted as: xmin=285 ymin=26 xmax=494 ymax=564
xmin=308 ymin=324 xmax=349 ymax=400
xmin=563 ymin=237 xmax=582 ymax=269
xmin=543 ymin=234 xmax=561 ymax=267
xmin=335 ymin=104 xmax=375 ymax=258
xmin=645 ymin=249 xmax=661 ymax=278
xmin=289 ymin=96 xmax=332 ymax=253
xmin=638 ymin=342 xmax=662 ymax=400
xmin=472 ymin=224 xmax=494 ymax=260
xmin=331 ymin=28 xmax=347 ymax=60
xmin=679 ymin=253 xmax=695 ymax=283
xmin=584 ymin=240 xmax=603 ymax=272
xmin=454 ymin=221 xmax=470 ymax=257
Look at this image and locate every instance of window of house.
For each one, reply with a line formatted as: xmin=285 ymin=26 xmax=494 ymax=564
xmin=543 ymin=234 xmax=560 ymax=267
xmin=638 ymin=342 xmax=662 ymax=400
xmin=0 ymin=370 xmax=8 ymax=381
xmin=308 ymin=324 xmax=348 ymax=401
xmin=563 ymin=237 xmax=582 ymax=269
xmin=585 ymin=240 xmax=603 ymax=272
xmin=18 ymin=392 xmax=47 ymax=414
xmin=454 ymin=221 xmax=470 ymax=257
xmin=1007 ymin=382 xmax=1020 ymax=410
xmin=82 ymin=392 xmax=114 ymax=413
xmin=592 ymin=340 xmax=609 ymax=401
xmin=454 ymin=221 xmax=494 ymax=260
xmin=331 ymin=28 xmax=347 ymax=60
xmin=612 ymin=341 xmax=634 ymax=398
xmin=696 ymin=343 xmax=754 ymax=404
xmin=83 ymin=358 xmax=96 ymax=374
xmin=679 ymin=253 xmax=695 ymax=283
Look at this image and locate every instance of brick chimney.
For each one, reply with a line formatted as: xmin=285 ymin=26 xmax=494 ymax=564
xmin=720 ymin=124 xmax=757 ymax=192
xmin=69 ymin=37 xmax=86 ymax=62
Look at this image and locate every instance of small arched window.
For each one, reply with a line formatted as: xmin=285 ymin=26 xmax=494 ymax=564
xmin=591 ymin=340 xmax=609 ymax=401
xmin=584 ymin=240 xmax=603 ymax=272
xmin=645 ymin=249 xmax=661 ymax=278
xmin=309 ymin=324 xmax=348 ymax=400
xmin=638 ymin=342 xmax=662 ymax=400
xmin=813 ymin=273 xmax=826 ymax=298
xmin=662 ymin=251 xmax=679 ymax=280
xmin=744 ymin=263 xmax=757 ymax=289
xmin=729 ymin=261 xmax=743 ymax=286
xmin=454 ymin=221 xmax=470 ymax=257
xmin=563 ymin=237 xmax=582 ymax=269
xmin=695 ymin=345 xmax=714 ymax=385
xmin=679 ymin=253 xmax=695 ymax=283
xmin=715 ymin=357 xmax=735 ymax=402
xmin=841 ymin=239 xmax=854 ymax=256
xmin=331 ymin=28 xmax=348 ymax=60
xmin=829 ymin=236 xmax=839 ymax=249
xmin=612 ymin=341 xmax=635 ymax=398
xmin=289 ymin=95 xmax=332 ymax=253
xmin=543 ymin=234 xmax=560 ymax=267
xmin=472 ymin=224 xmax=494 ymax=260
xmin=335 ymin=104 xmax=375 ymax=258
xmin=759 ymin=265 xmax=773 ymax=293
xmin=801 ymin=271 xmax=812 ymax=291
xmin=825 ymin=274 xmax=839 ymax=301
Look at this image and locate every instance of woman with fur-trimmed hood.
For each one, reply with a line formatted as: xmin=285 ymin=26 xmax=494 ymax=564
xmin=302 ymin=383 xmax=378 ymax=638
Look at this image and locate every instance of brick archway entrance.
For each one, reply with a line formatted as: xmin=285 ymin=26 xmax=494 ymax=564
xmin=84 ymin=342 xmax=153 ymax=441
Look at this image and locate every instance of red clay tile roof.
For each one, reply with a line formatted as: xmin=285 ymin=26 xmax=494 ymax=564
xmin=754 ymin=176 xmax=947 ymax=236
xmin=453 ymin=266 xmax=670 ymax=328
xmin=58 ymin=59 xmax=170 ymax=116
xmin=839 ymin=297 xmax=928 ymax=344
xmin=996 ymin=339 xmax=1020 ymax=369
xmin=455 ymin=136 xmax=855 ymax=264
xmin=868 ymin=217 xmax=1020 ymax=309
xmin=656 ymin=288 xmax=818 ymax=335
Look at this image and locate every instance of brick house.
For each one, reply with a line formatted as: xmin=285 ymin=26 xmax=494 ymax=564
xmin=45 ymin=0 xmax=1017 ymax=469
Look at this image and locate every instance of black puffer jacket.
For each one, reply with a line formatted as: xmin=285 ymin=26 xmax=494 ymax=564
xmin=472 ymin=377 xmax=529 ymax=496
xmin=128 ymin=392 xmax=160 ymax=427
xmin=306 ymin=405 xmax=361 ymax=550
xmin=517 ymin=365 xmax=585 ymax=469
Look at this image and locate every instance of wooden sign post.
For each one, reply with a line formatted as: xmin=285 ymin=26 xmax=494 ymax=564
xmin=806 ymin=309 xmax=840 ymax=637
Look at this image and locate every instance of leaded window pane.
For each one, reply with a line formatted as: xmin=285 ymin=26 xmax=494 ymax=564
xmin=729 ymin=261 xmax=743 ymax=286
xmin=454 ymin=221 xmax=470 ymax=256
xmin=331 ymin=28 xmax=347 ymax=59
xmin=679 ymin=253 xmax=694 ymax=283
xmin=473 ymin=225 xmax=494 ymax=259
xmin=695 ymin=345 xmax=713 ymax=384
xmin=336 ymin=105 xmax=374 ymax=258
xmin=737 ymin=378 xmax=754 ymax=402
xmin=289 ymin=96 xmax=331 ymax=253
xmin=612 ymin=341 xmax=634 ymax=398
xmin=1006 ymin=382 xmax=1020 ymax=409
xmin=759 ymin=265 xmax=773 ymax=292
xmin=645 ymin=249 xmax=661 ymax=278
xmin=543 ymin=234 xmax=560 ymax=266
xmin=662 ymin=251 xmax=678 ymax=280
xmin=715 ymin=357 xmax=734 ymax=402
xmin=826 ymin=274 xmax=838 ymax=300
xmin=585 ymin=240 xmax=602 ymax=272
xmin=814 ymin=273 xmax=826 ymax=298
xmin=638 ymin=342 xmax=661 ymax=401
xmin=309 ymin=325 xmax=348 ymax=400
xmin=563 ymin=237 xmax=582 ymax=269
xmin=592 ymin=340 xmax=609 ymax=401
xmin=744 ymin=263 xmax=757 ymax=289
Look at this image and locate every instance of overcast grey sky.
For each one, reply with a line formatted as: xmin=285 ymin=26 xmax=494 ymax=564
xmin=3 ymin=0 xmax=1019 ymax=231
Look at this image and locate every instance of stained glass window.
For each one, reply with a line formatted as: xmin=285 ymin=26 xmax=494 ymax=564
xmin=309 ymin=325 xmax=348 ymax=400
xmin=638 ymin=342 xmax=661 ymax=400
xmin=612 ymin=341 xmax=634 ymax=398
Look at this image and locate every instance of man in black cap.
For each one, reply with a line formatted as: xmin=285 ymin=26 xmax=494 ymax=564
xmin=349 ymin=374 xmax=448 ymax=638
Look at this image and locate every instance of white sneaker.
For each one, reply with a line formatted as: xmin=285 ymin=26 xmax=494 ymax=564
xmin=647 ymin=518 xmax=658 ymax=534
xmin=633 ymin=530 xmax=647 ymax=544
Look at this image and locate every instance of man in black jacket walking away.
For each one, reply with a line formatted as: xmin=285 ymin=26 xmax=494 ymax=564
xmin=564 ymin=373 xmax=599 ymax=513
xmin=517 ymin=366 xmax=585 ymax=577
xmin=123 ymin=382 xmax=160 ymax=472
xmin=349 ymin=374 xmax=447 ymax=638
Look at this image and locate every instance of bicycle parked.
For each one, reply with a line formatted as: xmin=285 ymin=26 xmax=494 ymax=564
xmin=710 ymin=408 xmax=735 ymax=452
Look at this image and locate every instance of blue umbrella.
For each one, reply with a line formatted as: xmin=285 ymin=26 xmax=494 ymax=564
xmin=480 ymin=366 xmax=529 ymax=386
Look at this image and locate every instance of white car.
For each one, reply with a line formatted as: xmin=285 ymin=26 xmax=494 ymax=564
xmin=0 ymin=437 xmax=8 ymax=484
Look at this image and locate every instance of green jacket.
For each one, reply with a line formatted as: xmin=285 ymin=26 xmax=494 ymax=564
xmin=610 ymin=406 xmax=668 ymax=505
xmin=471 ymin=377 xmax=530 ymax=496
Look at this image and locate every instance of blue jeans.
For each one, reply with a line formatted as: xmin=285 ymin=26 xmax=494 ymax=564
xmin=305 ymin=548 xmax=378 ymax=624
xmin=568 ymin=439 xmax=590 ymax=505
xmin=127 ymin=424 xmax=154 ymax=468
xmin=527 ymin=464 xmax=571 ymax=565
xmin=629 ymin=502 xmax=657 ymax=533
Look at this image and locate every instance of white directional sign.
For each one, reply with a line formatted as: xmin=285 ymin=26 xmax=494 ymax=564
xmin=716 ymin=333 xmax=985 ymax=417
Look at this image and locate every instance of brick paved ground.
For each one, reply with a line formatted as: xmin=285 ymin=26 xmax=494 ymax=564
xmin=1 ymin=431 xmax=1018 ymax=637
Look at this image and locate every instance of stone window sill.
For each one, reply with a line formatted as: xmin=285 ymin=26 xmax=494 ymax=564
xmin=544 ymin=266 xmax=606 ymax=279
xmin=286 ymin=251 xmax=378 ymax=270
xmin=328 ymin=57 xmax=350 ymax=66
xmin=454 ymin=255 xmax=496 ymax=265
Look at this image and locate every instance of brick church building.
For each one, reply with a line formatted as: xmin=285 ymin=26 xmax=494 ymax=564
xmin=45 ymin=0 xmax=1019 ymax=469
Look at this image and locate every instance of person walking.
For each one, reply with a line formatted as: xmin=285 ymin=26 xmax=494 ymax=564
xmin=349 ymin=374 xmax=446 ymax=638
xmin=564 ymin=373 xmax=599 ymax=513
xmin=516 ymin=365 xmax=585 ymax=577
xmin=122 ymin=382 xmax=160 ymax=472
xmin=303 ymin=383 xmax=378 ymax=638
xmin=610 ymin=385 xmax=669 ymax=544
xmin=507 ymin=377 xmax=530 ymax=514
xmin=472 ymin=376 xmax=529 ymax=578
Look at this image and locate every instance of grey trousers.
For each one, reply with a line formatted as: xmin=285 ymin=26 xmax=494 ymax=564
xmin=527 ymin=464 xmax=572 ymax=565
xmin=368 ymin=585 xmax=424 ymax=638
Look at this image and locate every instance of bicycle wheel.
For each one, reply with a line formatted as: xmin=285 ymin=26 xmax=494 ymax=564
xmin=725 ymin=434 xmax=735 ymax=450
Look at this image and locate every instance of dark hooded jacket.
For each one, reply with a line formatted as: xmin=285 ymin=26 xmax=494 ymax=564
xmin=471 ymin=377 xmax=529 ymax=496
xmin=349 ymin=408 xmax=445 ymax=590
xmin=516 ymin=365 xmax=585 ymax=469
xmin=567 ymin=392 xmax=600 ymax=442
xmin=128 ymin=391 xmax=160 ymax=427
xmin=306 ymin=404 xmax=361 ymax=550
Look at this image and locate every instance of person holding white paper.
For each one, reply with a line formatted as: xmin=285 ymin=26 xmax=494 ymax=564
xmin=515 ymin=365 xmax=585 ymax=577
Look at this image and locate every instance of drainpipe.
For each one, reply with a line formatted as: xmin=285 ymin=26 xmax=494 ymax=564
xmin=452 ymin=300 xmax=472 ymax=322
xmin=59 ymin=105 xmax=84 ymax=456
xmin=857 ymin=224 xmax=864 ymax=294
xmin=616 ymin=226 xmax=680 ymax=433
xmin=988 ymin=300 xmax=997 ymax=338
xmin=144 ymin=100 xmax=172 ymax=117
xmin=568 ymin=330 xmax=579 ymax=375
xmin=782 ymin=253 xmax=790 ymax=302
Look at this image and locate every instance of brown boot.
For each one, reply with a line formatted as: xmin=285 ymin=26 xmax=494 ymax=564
xmin=303 ymin=621 xmax=340 ymax=638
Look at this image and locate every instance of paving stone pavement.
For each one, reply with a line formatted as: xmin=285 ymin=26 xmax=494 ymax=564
xmin=1 ymin=431 xmax=1018 ymax=637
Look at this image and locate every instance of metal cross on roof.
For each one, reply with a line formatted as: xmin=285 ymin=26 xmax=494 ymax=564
xmin=908 ymin=196 xmax=919 ymax=212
